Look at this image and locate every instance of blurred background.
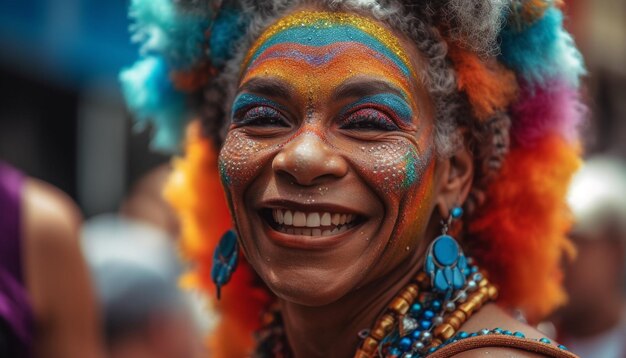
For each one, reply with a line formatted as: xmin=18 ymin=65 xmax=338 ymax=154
xmin=0 ymin=0 xmax=624 ymax=357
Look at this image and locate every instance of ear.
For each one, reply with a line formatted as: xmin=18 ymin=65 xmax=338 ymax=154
xmin=435 ymin=141 xmax=474 ymax=218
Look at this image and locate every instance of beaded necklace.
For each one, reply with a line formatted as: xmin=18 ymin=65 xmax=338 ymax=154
xmin=253 ymin=259 xmax=498 ymax=358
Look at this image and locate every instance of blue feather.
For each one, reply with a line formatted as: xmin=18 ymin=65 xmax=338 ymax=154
xmin=119 ymin=56 xmax=187 ymax=152
xmin=499 ymin=7 xmax=585 ymax=87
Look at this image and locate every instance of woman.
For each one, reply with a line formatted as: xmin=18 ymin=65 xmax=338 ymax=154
xmin=0 ymin=162 xmax=103 ymax=357
xmin=120 ymin=0 xmax=586 ymax=356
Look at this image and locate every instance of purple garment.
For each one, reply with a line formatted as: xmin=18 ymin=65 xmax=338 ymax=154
xmin=0 ymin=162 xmax=34 ymax=357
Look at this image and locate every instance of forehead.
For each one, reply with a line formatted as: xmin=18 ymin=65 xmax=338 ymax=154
xmin=240 ymin=10 xmax=418 ymax=98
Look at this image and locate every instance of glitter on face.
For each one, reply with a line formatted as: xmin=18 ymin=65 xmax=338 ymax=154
xmin=218 ymin=9 xmax=439 ymax=301
xmin=242 ymin=11 xmax=416 ymax=80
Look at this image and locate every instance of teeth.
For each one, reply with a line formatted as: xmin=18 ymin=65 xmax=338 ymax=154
xmin=293 ymin=211 xmax=306 ymax=227
xmin=271 ymin=208 xmax=361 ymax=236
xmin=306 ymin=212 xmax=320 ymax=227
xmin=284 ymin=210 xmax=293 ymax=225
xmin=321 ymin=212 xmax=331 ymax=226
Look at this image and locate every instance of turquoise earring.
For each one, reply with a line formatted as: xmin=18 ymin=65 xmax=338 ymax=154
xmin=424 ymin=207 xmax=468 ymax=298
xmin=211 ymin=229 xmax=239 ymax=299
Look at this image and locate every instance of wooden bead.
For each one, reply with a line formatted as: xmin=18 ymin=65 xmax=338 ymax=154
xmin=389 ymin=297 xmax=410 ymax=315
xmin=360 ymin=337 xmax=379 ymax=354
xmin=434 ymin=323 xmax=456 ymax=340
xmin=370 ymin=314 xmax=395 ymax=340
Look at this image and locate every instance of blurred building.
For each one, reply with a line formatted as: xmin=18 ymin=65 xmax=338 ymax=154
xmin=0 ymin=0 xmax=169 ymax=217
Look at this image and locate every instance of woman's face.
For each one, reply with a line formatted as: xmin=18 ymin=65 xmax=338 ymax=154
xmin=219 ymin=10 xmax=439 ymax=305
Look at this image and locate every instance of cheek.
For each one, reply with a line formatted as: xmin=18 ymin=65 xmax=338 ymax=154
xmin=218 ymin=132 xmax=273 ymax=191
xmin=352 ymin=141 xmax=431 ymax=197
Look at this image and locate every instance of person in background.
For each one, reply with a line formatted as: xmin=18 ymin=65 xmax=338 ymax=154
xmin=558 ymin=156 xmax=626 ymax=358
xmin=82 ymin=164 xmax=210 ymax=358
xmin=0 ymin=162 xmax=103 ymax=357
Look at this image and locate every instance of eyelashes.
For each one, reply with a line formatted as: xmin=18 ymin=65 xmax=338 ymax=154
xmin=231 ymin=93 xmax=413 ymax=131
xmin=234 ymin=105 xmax=289 ymax=127
xmin=340 ymin=108 xmax=399 ymax=131
xmin=232 ymin=93 xmax=289 ymax=128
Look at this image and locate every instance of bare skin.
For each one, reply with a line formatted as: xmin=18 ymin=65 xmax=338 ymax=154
xmin=219 ymin=7 xmax=557 ymax=357
xmin=22 ymin=179 xmax=104 ymax=358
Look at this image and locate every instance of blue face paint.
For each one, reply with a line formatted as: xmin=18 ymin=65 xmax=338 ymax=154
xmin=231 ymin=93 xmax=285 ymax=116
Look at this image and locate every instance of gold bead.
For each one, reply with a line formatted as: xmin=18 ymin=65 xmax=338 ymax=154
xmin=488 ymin=285 xmax=499 ymax=300
xmin=446 ymin=316 xmax=462 ymax=330
xmin=415 ymin=272 xmax=430 ymax=289
xmin=370 ymin=314 xmax=395 ymax=340
xmin=434 ymin=323 xmax=456 ymax=340
xmin=360 ymin=337 xmax=379 ymax=354
xmin=458 ymin=301 xmax=476 ymax=316
xmin=430 ymin=338 xmax=442 ymax=347
xmin=389 ymin=297 xmax=410 ymax=315
xmin=450 ymin=310 xmax=466 ymax=322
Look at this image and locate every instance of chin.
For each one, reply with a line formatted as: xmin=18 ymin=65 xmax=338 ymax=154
xmin=260 ymin=262 xmax=365 ymax=307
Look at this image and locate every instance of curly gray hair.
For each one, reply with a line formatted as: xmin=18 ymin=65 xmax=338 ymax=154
xmin=195 ymin=0 xmax=512 ymax=212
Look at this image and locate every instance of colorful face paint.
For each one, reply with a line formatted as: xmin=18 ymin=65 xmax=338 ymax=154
xmin=219 ymin=10 xmax=439 ymax=307
xmin=242 ymin=11 xmax=416 ymax=80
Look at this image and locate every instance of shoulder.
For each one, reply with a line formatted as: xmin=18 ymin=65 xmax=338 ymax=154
xmin=22 ymin=178 xmax=82 ymax=250
xmin=445 ymin=304 xmax=571 ymax=358
xmin=21 ymin=178 xmax=84 ymax=313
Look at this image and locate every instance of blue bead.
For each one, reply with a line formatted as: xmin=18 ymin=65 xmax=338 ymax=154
xmin=399 ymin=337 xmax=412 ymax=351
xmin=503 ymin=330 xmax=512 ymax=336
xmin=558 ymin=345 xmax=568 ymax=350
xmin=420 ymin=320 xmax=431 ymax=330
xmin=457 ymin=331 xmax=469 ymax=339
xmin=540 ymin=338 xmax=551 ymax=344
xmin=411 ymin=330 xmax=422 ymax=339
xmin=514 ymin=331 xmax=525 ymax=338
xmin=451 ymin=207 xmax=463 ymax=218
xmin=389 ymin=347 xmax=401 ymax=356
xmin=470 ymin=332 xmax=478 ymax=337
xmin=428 ymin=347 xmax=437 ymax=354
xmin=431 ymin=300 xmax=442 ymax=310
xmin=423 ymin=310 xmax=435 ymax=319
xmin=493 ymin=328 xmax=503 ymax=334
xmin=471 ymin=266 xmax=479 ymax=273
xmin=410 ymin=303 xmax=422 ymax=315
xmin=433 ymin=235 xmax=459 ymax=266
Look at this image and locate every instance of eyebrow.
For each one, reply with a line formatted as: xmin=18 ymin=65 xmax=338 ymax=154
xmin=238 ymin=77 xmax=294 ymax=100
xmin=332 ymin=78 xmax=408 ymax=100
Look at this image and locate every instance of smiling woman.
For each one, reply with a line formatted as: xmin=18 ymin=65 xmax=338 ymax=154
xmin=119 ymin=0 xmax=586 ymax=357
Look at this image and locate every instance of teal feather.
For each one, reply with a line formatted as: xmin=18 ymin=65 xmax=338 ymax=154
xmin=499 ymin=7 xmax=585 ymax=88
xmin=119 ymin=56 xmax=187 ymax=152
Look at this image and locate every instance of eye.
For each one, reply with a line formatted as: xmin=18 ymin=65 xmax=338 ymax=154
xmin=340 ymin=108 xmax=400 ymax=131
xmin=234 ymin=106 xmax=289 ymax=127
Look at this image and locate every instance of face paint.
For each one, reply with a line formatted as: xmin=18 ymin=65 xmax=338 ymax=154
xmin=218 ymin=9 xmax=438 ymax=305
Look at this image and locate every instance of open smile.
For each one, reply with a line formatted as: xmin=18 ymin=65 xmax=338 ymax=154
xmin=258 ymin=202 xmax=368 ymax=249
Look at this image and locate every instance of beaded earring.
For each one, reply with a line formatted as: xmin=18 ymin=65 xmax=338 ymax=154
xmin=424 ymin=206 xmax=468 ymax=299
xmin=211 ymin=229 xmax=239 ymax=299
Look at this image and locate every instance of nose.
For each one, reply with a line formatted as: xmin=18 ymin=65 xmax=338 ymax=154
xmin=272 ymin=132 xmax=348 ymax=186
